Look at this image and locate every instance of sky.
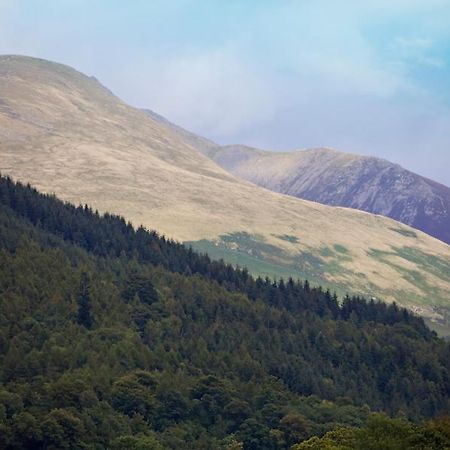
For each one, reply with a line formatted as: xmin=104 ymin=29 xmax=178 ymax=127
xmin=1 ymin=0 xmax=450 ymax=185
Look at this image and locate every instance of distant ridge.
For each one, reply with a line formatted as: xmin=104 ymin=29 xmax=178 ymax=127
xmin=206 ymin=145 xmax=450 ymax=247
xmin=142 ymin=109 xmax=217 ymax=155
xmin=137 ymin=106 xmax=450 ymax=249
xmin=1 ymin=55 xmax=450 ymax=333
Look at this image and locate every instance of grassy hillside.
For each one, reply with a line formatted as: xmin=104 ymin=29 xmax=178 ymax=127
xmin=207 ymin=145 xmax=450 ymax=247
xmin=1 ymin=176 xmax=450 ymax=449
xmin=1 ymin=55 xmax=450 ymax=332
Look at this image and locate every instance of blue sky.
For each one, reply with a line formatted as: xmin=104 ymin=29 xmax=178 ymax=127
xmin=1 ymin=0 xmax=450 ymax=185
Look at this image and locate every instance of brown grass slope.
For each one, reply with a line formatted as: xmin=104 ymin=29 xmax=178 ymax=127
xmin=209 ymin=145 xmax=450 ymax=247
xmin=1 ymin=55 xmax=450 ymax=330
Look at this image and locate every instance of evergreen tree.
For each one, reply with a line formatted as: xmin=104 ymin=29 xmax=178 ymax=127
xmin=77 ymin=272 xmax=93 ymax=329
xmin=0 ymin=176 xmax=450 ymax=449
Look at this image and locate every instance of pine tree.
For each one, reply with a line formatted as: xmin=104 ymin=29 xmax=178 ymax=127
xmin=77 ymin=272 xmax=93 ymax=329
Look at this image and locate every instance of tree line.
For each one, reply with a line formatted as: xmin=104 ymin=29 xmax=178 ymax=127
xmin=0 ymin=175 xmax=449 ymax=449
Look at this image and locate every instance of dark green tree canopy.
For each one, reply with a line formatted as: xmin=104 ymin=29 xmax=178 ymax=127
xmin=0 ymin=175 xmax=449 ymax=449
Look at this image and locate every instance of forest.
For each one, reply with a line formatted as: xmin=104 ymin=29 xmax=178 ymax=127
xmin=0 ymin=175 xmax=449 ymax=449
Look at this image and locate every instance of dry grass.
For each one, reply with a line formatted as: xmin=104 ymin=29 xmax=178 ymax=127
xmin=1 ymin=55 xmax=449 ymax=324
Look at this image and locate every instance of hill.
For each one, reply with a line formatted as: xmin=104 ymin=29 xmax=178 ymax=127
xmin=1 ymin=55 xmax=450 ymax=333
xmin=1 ymin=176 xmax=450 ymax=449
xmin=208 ymin=145 xmax=450 ymax=247
xmin=142 ymin=108 xmax=217 ymax=155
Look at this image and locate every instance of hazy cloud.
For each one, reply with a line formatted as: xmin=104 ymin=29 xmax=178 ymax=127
xmin=0 ymin=1 xmax=449 ymax=185
xmin=115 ymin=49 xmax=278 ymax=138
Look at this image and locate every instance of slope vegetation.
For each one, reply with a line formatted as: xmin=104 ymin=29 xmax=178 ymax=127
xmin=1 ymin=176 xmax=450 ymax=449
xmin=1 ymin=55 xmax=450 ymax=331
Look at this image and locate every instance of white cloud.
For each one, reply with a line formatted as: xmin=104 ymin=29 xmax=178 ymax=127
xmin=123 ymin=49 xmax=278 ymax=138
xmin=0 ymin=0 xmax=449 ymax=184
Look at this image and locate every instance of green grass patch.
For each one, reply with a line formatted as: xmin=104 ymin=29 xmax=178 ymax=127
xmin=274 ymin=234 xmax=300 ymax=244
xmin=389 ymin=227 xmax=418 ymax=238
xmin=368 ymin=247 xmax=450 ymax=307
xmin=333 ymin=244 xmax=349 ymax=254
xmin=186 ymin=232 xmax=361 ymax=298
xmin=370 ymin=246 xmax=450 ymax=284
xmin=392 ymin=246 xmax=450 ymax=283
xmin=191 ymin=235 xmax=450 ymax=337
xmin=218 ymin=231 xmax=287 ymax=260
xmin=187 ymin=238 xmax=310 ymax=281
xmin=319 ymin=247 xmax=335 ymax=257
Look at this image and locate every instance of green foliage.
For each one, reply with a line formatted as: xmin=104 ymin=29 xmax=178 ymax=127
xmin=293 ymin=414 xmax=450 ymax=450
xmin=0 ymin=176 xmax=450 ymax=449
xmin=41 ymin=409 xmax=86 ymax=450
xmin=293 ymin=427 xmax=357 ymax=450
xmin=77 ymin=272 xmax=93 ymax=329
xmin=111 ymin=433 xmax=165 ymax=450
xmin=111 ymin=371 xmax=158 ymax=421
xmin=123 ymin=271 xmax=159 ymax=305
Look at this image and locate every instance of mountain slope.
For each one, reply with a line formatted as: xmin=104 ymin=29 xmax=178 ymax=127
xmin=208 ymin=145 xmax=450 ymax=247
xmin=2 ymin=176 xmax=450 ymax=449
xmin=142 ymin=108 xmax=217 ymax=155
xmin=1 ymin=55 xmax=450 ymax=332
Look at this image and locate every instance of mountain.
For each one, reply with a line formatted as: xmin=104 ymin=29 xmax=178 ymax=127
xmin=1 ymin=176 xmax=450 ymax=449
xmin=207 ymin=145 xmax=450 ymax=247
xmin=142 ymin=108 xmax=217 ymax=155
xmin=1 ymin=55 xmax=450 ymax=334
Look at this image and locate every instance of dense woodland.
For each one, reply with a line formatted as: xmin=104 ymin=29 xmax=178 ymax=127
xmin=0 ymin=175 xmax=450 ymax=449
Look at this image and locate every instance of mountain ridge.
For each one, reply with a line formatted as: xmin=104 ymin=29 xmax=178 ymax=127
xmin=135 ymin=105 xmax=450 ymax=249
xmin=208 ymin=145 xmax=450 ymax=247
xmin=1 ymin=55 xmax=450 ymax=332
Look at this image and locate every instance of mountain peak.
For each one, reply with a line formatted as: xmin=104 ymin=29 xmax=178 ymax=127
xmin=208 ymin=144 xmax=450 ymax=247
xmin=2 ymin=55 xmax=450 ymax=333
